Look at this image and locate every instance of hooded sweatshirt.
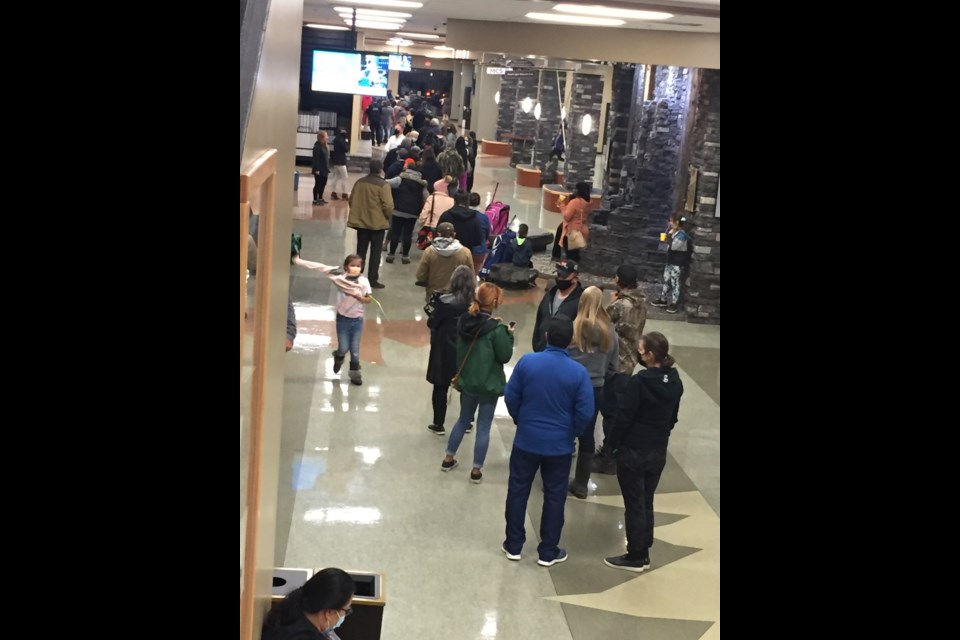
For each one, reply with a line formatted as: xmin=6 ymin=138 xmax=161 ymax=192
xmin=416 ymin=237 xmax=474 ymax=298
xmin=453 ymin=311 xmax=514 ymax=397
xmin=608 ymin=366 xmax=683 ymax=452
xmin=439 ymin=205 xmax=483 ymax=252
xmin=511 ymin=236 xmax=534 ymax=267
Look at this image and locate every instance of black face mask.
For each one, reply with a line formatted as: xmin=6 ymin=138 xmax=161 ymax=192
xmin=637 ymin=353 xmax=649 ymax=368
xmin=556 ymin=278 xmax=575 ymax=291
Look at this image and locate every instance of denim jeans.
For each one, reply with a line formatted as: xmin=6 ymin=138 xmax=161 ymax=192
xmin=445 ymin=391 xmax=496 ymax=469
xmin=503 ymin=445 xmax=572 ymax=562
xmin=335 ymin=314 xmax=363 ymax=364
xmin=616 ymin=446 xmax=667 ymax=557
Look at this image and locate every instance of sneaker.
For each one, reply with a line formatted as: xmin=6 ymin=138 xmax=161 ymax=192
xmin=401 ymin=256 xmax=411 ymax=264
xmin=385 ymin=254 xmax=395 ymax=264
xmin=465 ymin=424 xmax=473 ymax=434
xmin=441 ymin=459 xmax=459 ymax=472
xmin=666 ymin=303 xmax=678 ymax=313
xmin=603 ymin=554 xmax=647 ymax=573
xmin=501 ymin=544 xmax=521 ymax=561
xmin=312 ymin=199 xmax=321 ymax=205
xmin=341 ymin=193 xmax=349 ymax=199
xmin=428 ymin=424 xmax=446 ymax=436
xmin=568 ymin=484 xmax=587 ymax=499
xmin=641 ymin=555 xmax=651 ymax=569
xmin=331 ymin=193 xmax=339 ymax=200
xmin=538 ymin=549 xmax=569 ymax=567
xmin=370 ymin=282 xmax=386 ymax=289
xmin=652 ymin=298 xmax=667 ymax=307
xmin=470 ymin=469 xmax=483 ymax=484
xmin=332 ymin=351 xmax=345 ymax=374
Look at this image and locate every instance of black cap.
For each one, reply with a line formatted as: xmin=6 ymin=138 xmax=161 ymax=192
xmin=556 ymin=259 xmax=579 ymax=275
xmin=615 ymin=264 xmax=638 ymax=287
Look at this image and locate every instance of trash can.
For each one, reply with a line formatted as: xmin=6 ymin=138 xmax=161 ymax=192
xmin=316 ymin=569 xmax=385 ymax=640
xmin=293 ymin=170 xmax=300 ymax=191
xmin=271 ymin=567 xmax=314 ymax=607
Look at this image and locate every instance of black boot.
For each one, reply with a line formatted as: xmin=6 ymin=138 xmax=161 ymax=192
xmin=332 ymin=351 xmax=345 ymax=374
xmin=568 ymin=450 xmax=594 ymax=499
xmin=348 ymin=362 xmax=362 ymax=385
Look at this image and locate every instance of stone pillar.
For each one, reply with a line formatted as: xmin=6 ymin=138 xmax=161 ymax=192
xmin=602 ymin=63 xmax=638 ymax=195
xmin=684 ymin=69 xmax=720 ymax=324
xmin=563 ymin=73 xmax=604 ymax=185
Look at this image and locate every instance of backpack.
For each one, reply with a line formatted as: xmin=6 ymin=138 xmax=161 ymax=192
xmin=484 ymin=183 xmax=510 ymax=238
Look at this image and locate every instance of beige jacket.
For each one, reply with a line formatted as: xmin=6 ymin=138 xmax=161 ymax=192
xmin=348 ymin=174 xmax=394 ymax=231
xmin=416 ymin=237 xmax=474 ymax=298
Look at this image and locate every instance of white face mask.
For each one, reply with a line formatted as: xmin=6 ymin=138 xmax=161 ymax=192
xmin=347 ymin=265 xmax=362 ymax=276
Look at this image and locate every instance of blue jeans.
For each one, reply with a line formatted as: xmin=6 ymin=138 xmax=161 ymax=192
xmin=503 ymin=445 xmax=572 ymax=562
xmin=445 ymin=392 xmax=496 ymax=469
xmin=335 ymin=314 xmax=363 ymax=364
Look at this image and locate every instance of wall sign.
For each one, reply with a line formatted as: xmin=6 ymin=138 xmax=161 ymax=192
xmin=486 ymin=67 xmax=512 ymax=75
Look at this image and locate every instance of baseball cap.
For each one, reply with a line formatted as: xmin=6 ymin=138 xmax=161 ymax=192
xmin=556 ymin=259 xmax=579 ymax=275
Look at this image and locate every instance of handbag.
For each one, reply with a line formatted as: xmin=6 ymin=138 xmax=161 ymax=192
xmin=451 ymin=328 xmax=482 ymax=392
xmin=566 ymin=208 xmax=587 ymax=250
xmin=416 ymin=194 xmax=436 ymax=250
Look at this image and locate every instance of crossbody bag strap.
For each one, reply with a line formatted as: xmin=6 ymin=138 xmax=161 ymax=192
xmin=454 ymin=328 xmax=483 ymax=379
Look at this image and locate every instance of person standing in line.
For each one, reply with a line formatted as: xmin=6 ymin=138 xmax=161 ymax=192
xmin=532 ymin=259 xmax=584 ymax=353
xmin=502 ymin=316 xmax=594 ymax=566
xmin=603 ymin=331 xmax=683 ymax=573
xmin=346 ymin=159 xmax=392 ymax=289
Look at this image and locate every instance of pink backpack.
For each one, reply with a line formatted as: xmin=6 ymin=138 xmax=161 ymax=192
xmin=485 ymin=183 xmax=511 ymax=237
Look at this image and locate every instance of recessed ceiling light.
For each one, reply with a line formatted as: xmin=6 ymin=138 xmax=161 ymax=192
xmin=525 ymin=12 xmax=625 ymax=26
xmin=306 ymin=24 xmax=350 ymax=30
xmin=386 ymin=38 xmax=414 ymax=46
xmin=434 ymin=45 xmax=453 ymax=50
xmin=333 ymin=6 xmax=412 ymax=18
xmin=552 ymin=4 xmax=673 ymax=20
xmin=395 ymin=32 xmax=441 ymax=39
xmin=333 ymin=0 xmax=423 ymax=8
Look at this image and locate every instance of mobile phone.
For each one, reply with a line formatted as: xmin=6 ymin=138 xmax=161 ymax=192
xmin=508 ymin=321 xmax=516 ymax=329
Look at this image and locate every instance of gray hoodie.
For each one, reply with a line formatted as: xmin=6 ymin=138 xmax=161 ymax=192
xmin=567 ymin=322 xmax=619 ymax=387
xmin=430 ymin=236 xmax=465 ymax=256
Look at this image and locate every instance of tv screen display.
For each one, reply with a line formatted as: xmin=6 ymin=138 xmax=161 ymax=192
xmin=389 ymin=54 xmax=412 ymax=71
xmin=311 ymin=50 xmax=389 ymax=97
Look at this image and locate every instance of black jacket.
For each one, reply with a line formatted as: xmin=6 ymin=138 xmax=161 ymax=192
xmin=438 ymin=206 xmax=483 ymax=254
xmin=420 ymin=159 xmax=443 ymax=191
xmin=261 ymin=615 xmax=324 ymax=640
xmin=392 ymin=171 xmax=427 ymax=216
xmin=311 ymin=142 xmax=329 ymax=175
xmin=331 ymin=135 xmax=348 ymax=165
xmin=532 ymin=282 xmax=584 ymax=352
xmin=425 ymin=292 xmax=470 ymax=386
xmin=608 ymin=365 xmax=683 ymax=452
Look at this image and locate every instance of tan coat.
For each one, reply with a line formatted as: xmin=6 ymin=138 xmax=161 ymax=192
xmin=416 ymin=238 xmax=474 ymax=298
xmin=348 ymin=174 xmax=394 ymax=231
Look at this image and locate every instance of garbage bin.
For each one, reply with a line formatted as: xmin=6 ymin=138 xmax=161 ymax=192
xmin=271 ymin=567 xmax=314 ymax=606
xmin=316 ymin=569 xmax=385 ymax=640
xmin=293 ymin=170 xmax=300 ymax=191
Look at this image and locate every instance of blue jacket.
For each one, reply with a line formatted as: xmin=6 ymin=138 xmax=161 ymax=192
xmin=504 ymin=346 xmax=595 ymax=456
xmin=473 ymin=209 xmax=491 ymax=254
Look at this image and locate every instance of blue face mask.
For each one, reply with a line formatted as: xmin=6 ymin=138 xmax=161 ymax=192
xmin=332 ymin=612 xmax=346 ymax=630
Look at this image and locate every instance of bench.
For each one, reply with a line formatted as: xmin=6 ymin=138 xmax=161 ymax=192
xmin=480 ymin=140 xmax=511 ymax=156
xmin=516 ymin=164 xmax=541 ymax=188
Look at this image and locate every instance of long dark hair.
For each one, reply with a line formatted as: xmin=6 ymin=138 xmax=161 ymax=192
xmin=262 ymin=568 xmax=355 ymax=630
xmin=641 ymin=331 xmax=676 ymax=368
xmin=574 ymin=181 xmax=591 ymax=202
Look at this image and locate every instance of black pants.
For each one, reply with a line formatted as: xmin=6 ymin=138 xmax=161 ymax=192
xmin=389 ymin=216 xmax=417 ymax=256
xmin=467 ymin=170 xmax=475 ymax=193
xmin=616 ymin=446 xmax=667 ymax=558
xmin=600 ymin=373 xmax=629 ymax=450
xmin=313 ymin=172 xmax=328 ymax=201
xmin=550 ymin=223 xmax=580 ymax=261
xmin=432 ymin=384 xmax=449 ymax=427
xmin=356 ymin=228 xmax=386 ymax=285
xmin=577 ymin=386 xmax=603 ymax=454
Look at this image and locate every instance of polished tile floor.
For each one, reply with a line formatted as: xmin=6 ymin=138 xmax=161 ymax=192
xmin=269 ymin=154 xmax=720 ymax=639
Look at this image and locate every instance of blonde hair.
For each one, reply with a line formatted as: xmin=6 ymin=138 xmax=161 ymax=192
xmin=572 ymin=286 xmax=612 ymax=352
xmin=469 ymin=282 xmax=503 ymax=316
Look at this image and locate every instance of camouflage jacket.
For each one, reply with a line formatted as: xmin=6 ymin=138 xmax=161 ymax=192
xmin=608 ymin=289 xmax=647 ymax=374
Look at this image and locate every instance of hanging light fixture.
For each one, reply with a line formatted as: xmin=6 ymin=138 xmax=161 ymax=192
xmin=561 ymin=106 xmax=567 ymax=120
xmin=494 ymin=90 xmax=500 ymax=105
xmin=534 ymin=102 xmax=541 ymax=120
xmin=581 ymin=114 xmax=592 ymax=135
xmin=521 ymin=97 xmax=533 ymax=113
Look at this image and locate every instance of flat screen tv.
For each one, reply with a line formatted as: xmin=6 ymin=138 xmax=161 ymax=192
xmin=389 ymin=54 xmax=412 ymax=71
xmin=311 ymin=50 xmax=389 ymax=97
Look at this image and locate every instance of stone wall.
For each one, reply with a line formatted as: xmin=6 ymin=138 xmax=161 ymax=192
xmin=564 ymin=73 xmax=604 ymax=186
xmin=684 ymin=69 xmax=720 ymax=324
xmin=579 ymin=66 xmax=694 ymax=282
xmin=602 ymin=63 xmax=639 ymax=195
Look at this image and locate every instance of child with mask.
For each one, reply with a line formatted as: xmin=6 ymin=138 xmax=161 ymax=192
xmin=293 ymin=254 xmax=373 ymax=385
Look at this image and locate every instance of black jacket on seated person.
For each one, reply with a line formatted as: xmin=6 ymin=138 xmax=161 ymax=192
xmin=438 ymin=206 xmax=483 ymax=254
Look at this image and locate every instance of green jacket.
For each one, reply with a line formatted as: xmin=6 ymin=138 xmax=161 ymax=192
xmin=347 ymin=174 xmax=394 ymax=231
xmin=454 ymin=312 xmax=514 ymax=397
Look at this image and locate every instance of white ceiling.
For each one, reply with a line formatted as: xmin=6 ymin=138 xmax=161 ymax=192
xmin=303 ymin=0 xmax=721 ymax=48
